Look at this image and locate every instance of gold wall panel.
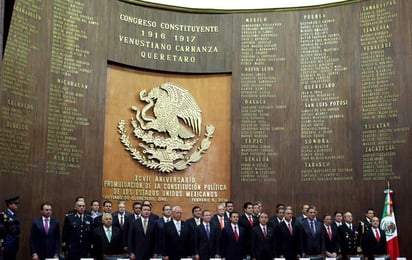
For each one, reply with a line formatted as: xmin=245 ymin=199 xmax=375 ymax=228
xmin=103 ymin=65 xmax=231 ymax=217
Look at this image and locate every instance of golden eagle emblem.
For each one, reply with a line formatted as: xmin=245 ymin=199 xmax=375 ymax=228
xmin=118 ymin=82 xmax=215 ymax=173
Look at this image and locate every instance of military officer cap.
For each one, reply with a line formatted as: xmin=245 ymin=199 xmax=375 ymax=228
xmin=5 ymin=196 xmax=19 ymax=205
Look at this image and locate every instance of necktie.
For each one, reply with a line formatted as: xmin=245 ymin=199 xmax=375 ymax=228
xmin=106 ymin=228 xmax=112 ymax=242
xmin=206 ymin=224 xmax=210 ymax=239
xmin=375 ymin=228 xmax=380 ymax=242
xmin=263 ymin=226 xmax=267 ymax=239
xmin=176 ymin=221 xmax=181 ymax=236
xmin=327 ymin=225 xmax=332 ymax=240
xmin=44 ymin=218 xmax=49 ymax=234
xmin=310 ymin=221 xmax=315 ymax=236
xmin=288 ymin=223 xmax=293 ymax=235
xmin=349 ymin=224 xmax=352 ymax=230
xmin=234 ymin=225 xmax=239 ymax=240
xmin=120 ymin=216 xmax=124 ymax=228
xmin=248 ymin=215 xmax=253 ymax=226
xmin=196 ymin=218 xmax=200 ymax=225
xmin=219 ymin=217 xmax=224 ymax=229
xmin=143 ymin=219 xmax=147 ymax=234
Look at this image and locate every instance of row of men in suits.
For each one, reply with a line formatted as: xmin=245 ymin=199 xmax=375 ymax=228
xmin=191 ymin=203 xmax=387 ymax=260
xmin=27 ymin=197 xmax=387 ymax=260
xmin=272 ymin=206 xmax=387 ymax=260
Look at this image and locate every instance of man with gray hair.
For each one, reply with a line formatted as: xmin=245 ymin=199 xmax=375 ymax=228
xmin=62 ymin=200 xmax=94 ymax=259
xmin=162 ymin=206 xmax=194 ymax=260
xmin=92 ymin=213 xmax=124 ymax=260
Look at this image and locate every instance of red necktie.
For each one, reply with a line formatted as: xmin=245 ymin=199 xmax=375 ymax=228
xmin=263 ymin=226 xmax=267 ymax=239
xmin=327 ymin=226 xmax=332 ymax=240
xmin=220 ymin=217 xmax=224 ymax=229
xmin=288 ymin=223 xmax=293 ymax=235
xmin=248 ymin=216 xmax=253 ymax=226
xmin=375 ymin=228 xmax=380 ymax=242
xmin=234 ymin=226 xmax=239 ymax=240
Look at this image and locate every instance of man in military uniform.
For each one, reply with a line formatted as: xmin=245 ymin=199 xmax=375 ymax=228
xmin=62 ymin=200 xmax=93 ymax=260
xmin=357 ymin=208 xmax=374 ymax=251
xmin=0 ymin=222 xmax=4 ymax=260
xmin=338 ymin=212 xmax=360 ymax=260
xmin=0 ymin=196 xmax=20 ymax=260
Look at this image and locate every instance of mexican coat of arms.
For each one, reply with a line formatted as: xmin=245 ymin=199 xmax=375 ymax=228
xmin=118 ymin=82 xmax=215 ymax=173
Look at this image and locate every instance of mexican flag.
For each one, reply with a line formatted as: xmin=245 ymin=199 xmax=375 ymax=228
xmin=380 ymin=186 xmax=400 ymax=259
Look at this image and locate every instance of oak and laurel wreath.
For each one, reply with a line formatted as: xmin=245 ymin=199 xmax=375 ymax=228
xmin=118 ymin=118 xmax=215 ymax=173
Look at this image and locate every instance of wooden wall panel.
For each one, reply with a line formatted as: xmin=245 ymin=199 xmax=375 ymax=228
xmin=0 ymin=0 xmax=109 ymax=258
xmin=231 ymin=0 xmax=412 ymax=257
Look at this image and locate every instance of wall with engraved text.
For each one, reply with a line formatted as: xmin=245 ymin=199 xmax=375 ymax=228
xmin=0 ymin=0 xmax=411 ymax=258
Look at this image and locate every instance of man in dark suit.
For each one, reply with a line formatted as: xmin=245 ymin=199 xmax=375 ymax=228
xmin=186 ymin=206 xmax=203 ymax=231
xmin=322 ymin=214 xmax=340 ymax=258
xmin=211 ymin=203 xmax=230 ymax=230
xmin=361 ymin=217 xmax=387 ymax=260
xmin=238 ymin=202 xmax=258 ymax=256
xmin=122 ymin=201 xmax=142 ymax=250
xmin=338 ymin=212 xmax=360 ymax=260
xmin=156 ymin=204 xmax=172 ymax=257
xmin=112 ymin=202 xmax=131 ymax=232
xmin=332 ymin=211 xmax=343 ymax=228
xmin=225 ymin=201 xmax=234 ymax=219
xmin=194 ymin=209 xmax=220 ymax=260
xmin=92 ymin=213 xmax=124 ymax=260
xmin=128 ymin=204 xmax=159 ymax=260
xmin=275 ymin=208 xmax=301 ymax=260
xmin=300 ymin=206 xmax=325 ymax=256
xmin=252 ymin=201 xmax=262 ymax=218
xmin=90 ymin=200 xmax=102 ymax=220
xmin=296 ymin=204 xmax=309 ymax=223
xmin=0 ymin=196 xmax=20 ymax=260
xmin=251 ymin=212 xmax=276 ymax=260
xmin=269 ymin=206 xmax=285 ymax=228
xmin=238 ymin=202 xmax=259 ymax=229
xmin=62 ymin=200 xmax=94 ymax=260
xmin=220 ymin=211 xmax=248 ymax=260
xmin=29 ymin=203 xmax=60 ymax=260
xmin=94 ymin=200 xmax=113 ymax=229
xmin=162 ymin=205 xmax=194 ymax=260
xmin=142 ymin=200 xmax=159 ymax=221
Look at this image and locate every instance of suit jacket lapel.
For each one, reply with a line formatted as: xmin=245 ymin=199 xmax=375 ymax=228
xmin=267 ymin=226 xmax=272 ymax=239
xmin=146 ymin=219 xmax=154 ymax=235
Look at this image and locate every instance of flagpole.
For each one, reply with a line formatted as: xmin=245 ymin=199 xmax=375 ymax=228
xmin=381 ymin=181 xmax=400 ymax=259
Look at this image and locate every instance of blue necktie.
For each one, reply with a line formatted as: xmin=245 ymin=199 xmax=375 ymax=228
xmin=310 ymin=220 xmax=316 ymax=236
xmin=206 ymin=224 xmax=210 ymax=239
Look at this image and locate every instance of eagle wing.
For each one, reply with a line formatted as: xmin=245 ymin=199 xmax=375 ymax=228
xmin=160 ymin=82 xmax=202 ymax=136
